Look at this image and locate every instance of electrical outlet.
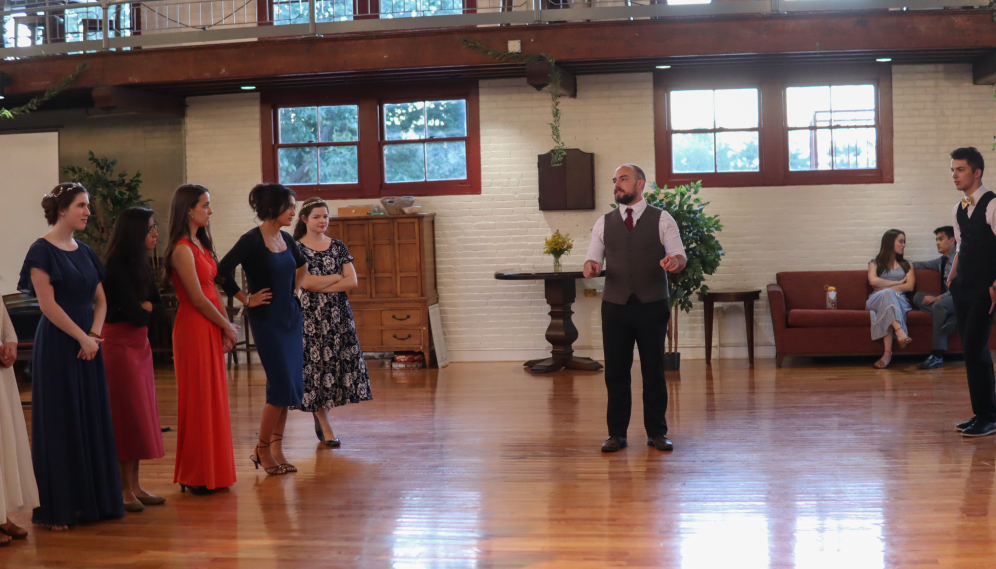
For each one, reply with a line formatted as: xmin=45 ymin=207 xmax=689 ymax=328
xmin=508 ymin=40 xmax=522 ymax=54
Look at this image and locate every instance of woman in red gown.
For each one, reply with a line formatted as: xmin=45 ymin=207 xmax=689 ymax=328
xmin=163 ymin=184 xmax=239 ymax=495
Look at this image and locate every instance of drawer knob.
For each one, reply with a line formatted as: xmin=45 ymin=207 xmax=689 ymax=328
xmin=393 ymin=333 xmax=412 ymax=341
xmin=392 ymin=314 xmax=411 ymax=321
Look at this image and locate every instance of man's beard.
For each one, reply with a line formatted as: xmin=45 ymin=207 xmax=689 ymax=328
xmin=614 ymin=189 xmax=639 ymax=205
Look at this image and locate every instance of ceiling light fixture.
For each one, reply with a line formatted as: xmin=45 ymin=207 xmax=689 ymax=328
xmin=876 ymin=58 xmax=892 ymax=63
xmin=241 ymin=85 xmax=256 ymax=90
xmin=656 ymin=65 xmax=671 ymax=69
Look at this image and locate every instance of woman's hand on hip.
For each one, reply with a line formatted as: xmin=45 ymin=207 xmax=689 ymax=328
xmin=248 ymin=288 xmax=272 ymax=307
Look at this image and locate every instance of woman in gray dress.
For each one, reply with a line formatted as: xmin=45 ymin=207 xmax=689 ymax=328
xmin=867 ymin=229 xmax=916 ymax=368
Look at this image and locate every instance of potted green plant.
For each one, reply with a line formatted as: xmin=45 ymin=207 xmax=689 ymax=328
xmin=612 ymin=181 xmax=724 ymax=370
xmin=63 ymin=151 xmax=148 ymax=254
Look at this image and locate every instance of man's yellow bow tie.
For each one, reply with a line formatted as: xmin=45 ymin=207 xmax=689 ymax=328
xmin=962 ymin=196 xmax=975 ymax=210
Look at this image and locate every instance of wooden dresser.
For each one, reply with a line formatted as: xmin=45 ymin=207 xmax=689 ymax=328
xmin=325 ymin=213 xmax=437 ymax=365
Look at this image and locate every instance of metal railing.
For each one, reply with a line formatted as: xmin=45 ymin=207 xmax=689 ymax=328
xmin=1 ymin=0 xmax=989 ymax=58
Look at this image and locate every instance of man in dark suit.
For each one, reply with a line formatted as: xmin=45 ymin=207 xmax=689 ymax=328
xmin=583 ymin=164 xmax=686 ymax=453
xmin=911 ymin=226 xmax=957 ymax=369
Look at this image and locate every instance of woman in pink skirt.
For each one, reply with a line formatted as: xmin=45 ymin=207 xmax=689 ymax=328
xmin=102 ymin=208 xmax=166 ymax=512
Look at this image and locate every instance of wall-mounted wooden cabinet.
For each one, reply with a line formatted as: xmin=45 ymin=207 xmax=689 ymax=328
xmin=326 ymin=213 xmax=437 ymax=365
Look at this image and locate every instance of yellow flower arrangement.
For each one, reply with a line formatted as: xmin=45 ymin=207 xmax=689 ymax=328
xmin=544 ymin=230 xmax=573 ymax=272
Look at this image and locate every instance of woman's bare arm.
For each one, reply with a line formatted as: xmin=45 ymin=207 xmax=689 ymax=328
xmin=172 ymin=243 xmax=237 ymax=338
xmin=91 ymin=282 xmax=107 ymax=337
xmin=31 ymin=268 xmax=89 ymax=343
xmin=320 ymin=263 xmax=359 ymax=293
xmin=302 ymin=273 xmax=343 ymax=292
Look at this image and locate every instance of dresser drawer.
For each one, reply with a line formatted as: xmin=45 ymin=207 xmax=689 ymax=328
xmin=381 ymin=308 xmax=422 ymax=327
xmin=382 ymin=329 xmax=422 ymax=347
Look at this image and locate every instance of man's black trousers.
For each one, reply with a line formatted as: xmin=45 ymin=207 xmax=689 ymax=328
xmin=951 ymin=279 xmax=996 ymax=422
xmin=601 ymin=298 xmax=670 ymax=438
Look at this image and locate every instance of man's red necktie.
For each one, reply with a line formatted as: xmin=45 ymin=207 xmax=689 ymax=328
xmin=625 ymin=207 xmax=634 ymax=231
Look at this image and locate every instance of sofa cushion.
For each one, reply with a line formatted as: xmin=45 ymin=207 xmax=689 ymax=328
xmin=776 ymin=269 xmax=943 ymax=311
xmin=787 ymin=308 xmax=933 ymax=328
xmin=788 ymin=309 xmax=869 ymax=328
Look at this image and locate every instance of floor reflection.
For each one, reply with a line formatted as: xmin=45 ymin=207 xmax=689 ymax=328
xmin=680 ymin=512 xmax=769 ymax=569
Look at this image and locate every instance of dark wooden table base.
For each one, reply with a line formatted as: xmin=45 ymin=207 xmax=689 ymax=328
xmin=495 ymin=270 xmax=604 ymax=374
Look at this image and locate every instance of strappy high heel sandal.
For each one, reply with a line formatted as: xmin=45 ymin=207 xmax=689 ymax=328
xmin=250 ymin=439 xmax=289 ymax=476
xmin=874 ymin=352 xmax=893 ymax=369
xmin=313 ymin=413 xmax=342 ymax=448
xmin=270 ymin=433 xmax=297 ymax=473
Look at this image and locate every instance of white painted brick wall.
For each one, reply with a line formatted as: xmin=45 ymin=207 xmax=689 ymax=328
xmin=184 ymin=93 xmax=262 ymax=253
xmin=183 ymin=64 xmax=996 ymax=362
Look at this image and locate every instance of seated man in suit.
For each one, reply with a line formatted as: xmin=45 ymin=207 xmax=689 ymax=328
xmin=912 ymin=226 xmax=958 ymax=369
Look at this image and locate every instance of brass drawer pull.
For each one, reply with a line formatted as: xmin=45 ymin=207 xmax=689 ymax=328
xmin=391 ymin=314 xmax=411 ymax=321
xmin=393 ymin=333 xmax=412 ymax=341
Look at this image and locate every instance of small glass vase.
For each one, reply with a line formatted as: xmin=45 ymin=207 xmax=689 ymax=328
xmin=552 ymin=256 xmax=563 ymax=273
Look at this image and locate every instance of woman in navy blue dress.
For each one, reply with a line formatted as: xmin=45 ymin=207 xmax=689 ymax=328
xmin=217 ymin=183 xmax=307 ymax=476
xmin=18 ymin=183 xmax=124 ymax=531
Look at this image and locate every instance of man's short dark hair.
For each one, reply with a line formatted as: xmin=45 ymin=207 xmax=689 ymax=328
xmin=934 ymin=226 xmax=956 ymax=240
xmin=951 ymin=147 xmax=985 ymax=174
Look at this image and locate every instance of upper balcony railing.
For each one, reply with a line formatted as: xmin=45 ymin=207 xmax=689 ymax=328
xmin=1 ymin=0 xmax=989 ymax=58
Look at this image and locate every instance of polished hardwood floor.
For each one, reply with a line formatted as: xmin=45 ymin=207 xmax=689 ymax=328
xmin=6 ymin=356 xmax=996 ymax=568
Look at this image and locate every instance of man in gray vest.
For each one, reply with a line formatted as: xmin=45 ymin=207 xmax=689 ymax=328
xmin=583 ymin=164 xmax=687 ymax=453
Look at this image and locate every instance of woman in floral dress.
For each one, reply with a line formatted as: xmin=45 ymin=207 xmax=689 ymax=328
xmin=292 ymin=197 xmax=372 ymax=447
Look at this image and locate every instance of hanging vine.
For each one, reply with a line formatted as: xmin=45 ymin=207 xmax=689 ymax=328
xmin=462 ymin=39 xmax=566 ymax=166
xmin=0 ymin=62 xmax=90 ymax=120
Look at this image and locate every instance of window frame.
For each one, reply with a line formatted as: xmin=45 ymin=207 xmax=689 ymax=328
xmin=261 ymin=81 xmax=481 ymax=199
xmin=653 ymin=64 xmax=893 ymax=187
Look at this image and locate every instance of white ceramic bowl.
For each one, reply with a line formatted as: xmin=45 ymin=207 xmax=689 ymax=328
xmin=402 ymin=206 xmax=422 ymax=215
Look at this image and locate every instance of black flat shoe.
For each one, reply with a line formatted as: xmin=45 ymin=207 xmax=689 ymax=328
xmin=961 ymin=421 xmax=996 ymax=437
xmin=180 ymin=484 xmax=215 ymax=495
xmin=601 ymin=436 xmax=627 ymax=453
xmin=917 ymin=355 xmax=944 ymax=370
xmin=314 ymin=413 xmax=340 ymax=448
xmin=956 ymin=417 xmax=977 ymax=432
xmin=647 ymin=435 xmax=674 ymax=451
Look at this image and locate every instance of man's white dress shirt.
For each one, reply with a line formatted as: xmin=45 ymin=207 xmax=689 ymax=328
xmin=584 ymin=198 xmax=686 ymax=265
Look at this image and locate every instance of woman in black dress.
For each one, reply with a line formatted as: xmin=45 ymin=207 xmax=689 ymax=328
xmin=292 ymin=197 xmax=371 ymax=447
xmin=18 ymin=183 xmax=124 ymax=531
xmin=102 ymin=208 xmax=166 ymax=512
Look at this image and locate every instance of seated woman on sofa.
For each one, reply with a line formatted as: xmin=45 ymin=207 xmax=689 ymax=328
xmin=867 ymin=229 xmax=916 ymax=369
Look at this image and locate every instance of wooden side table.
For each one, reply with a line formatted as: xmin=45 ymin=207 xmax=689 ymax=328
xmin=697 ymin=290 xmax=762 ymax=366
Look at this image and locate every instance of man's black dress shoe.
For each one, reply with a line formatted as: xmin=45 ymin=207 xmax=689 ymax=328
xmin=917 ymin=355 xmax=944 ymax=370
xmin=601 ymin=436 xmax=627 ymax=453
xmin=961 ymin=420 xmax=996 ymax=437
xmin=956 ymin=417 xmax=977 ymax=432
xmin=647 ymin=435 xmax=674 ymax=451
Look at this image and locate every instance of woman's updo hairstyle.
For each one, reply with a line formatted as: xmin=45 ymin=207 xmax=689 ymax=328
xmin=248 ymin=183 xmax=296 ymax=221
xmin=41 ymin=182 xmax=88 ymax=226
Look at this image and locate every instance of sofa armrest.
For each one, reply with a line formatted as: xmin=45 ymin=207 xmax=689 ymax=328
xmin=767 ymin=283 xmax=788 ymax=366
xmin=767 ymin=283 xmax=787 ymax=330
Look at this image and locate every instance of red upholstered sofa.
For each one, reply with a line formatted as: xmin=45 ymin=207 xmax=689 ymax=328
xmin=767 ymin=269 xmax=996 ymax=367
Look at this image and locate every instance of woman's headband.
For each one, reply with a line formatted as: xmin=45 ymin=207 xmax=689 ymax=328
xmin=45 ymin=183 xmax=85 ymax=200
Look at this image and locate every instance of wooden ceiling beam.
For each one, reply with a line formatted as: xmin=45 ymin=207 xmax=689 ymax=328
xmin=1 ymin=11 xmax=993 ymax=98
